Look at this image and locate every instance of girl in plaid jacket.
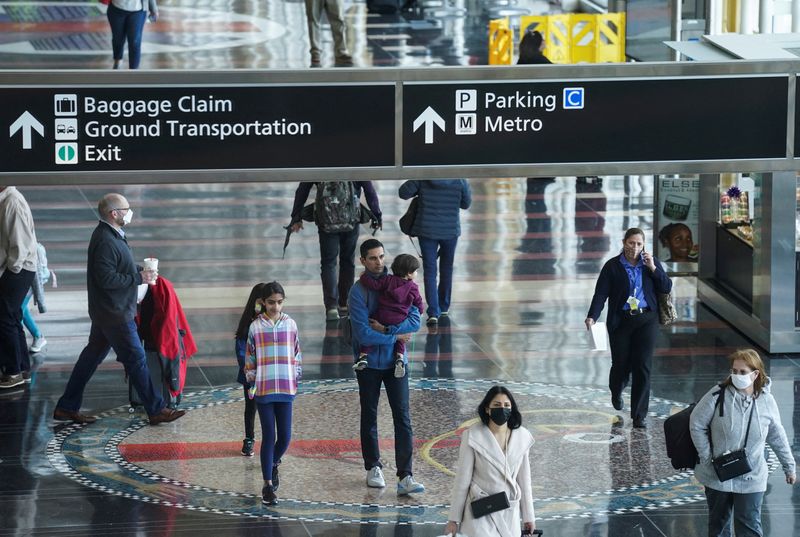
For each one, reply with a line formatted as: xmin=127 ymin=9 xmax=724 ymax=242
xmin=244 ymin=281 xmax=302 ymax=506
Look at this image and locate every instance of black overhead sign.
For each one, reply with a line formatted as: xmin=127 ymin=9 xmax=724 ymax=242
xmin=403 ymin=76 xmax=788 ymax=166
xmin=1 ymin=67 xmax=797 ymax=183
xmin=2 ymin=85 xmax=395 ymax=172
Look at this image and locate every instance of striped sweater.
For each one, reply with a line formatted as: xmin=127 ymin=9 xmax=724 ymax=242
xmin=244 ymin=313 xmax=302 ymax=398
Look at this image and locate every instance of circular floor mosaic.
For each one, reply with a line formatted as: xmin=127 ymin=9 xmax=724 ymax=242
xmin=46 ymin=378 xmax=779 ymax=525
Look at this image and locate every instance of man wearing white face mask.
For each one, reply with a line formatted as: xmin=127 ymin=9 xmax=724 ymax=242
xmin=53 ymin=193 xmax=186 ymax=425
xmin=690 ymin=349 xmax=796 ymax=537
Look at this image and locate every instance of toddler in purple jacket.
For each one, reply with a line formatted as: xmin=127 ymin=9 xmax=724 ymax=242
xmin=354 ymin=254 xmax=423 ymax=378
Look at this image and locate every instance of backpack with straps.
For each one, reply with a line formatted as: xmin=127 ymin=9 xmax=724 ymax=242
xmin=314 ymin=181 xmax=360 ymax=233
xmin=663 ymin=384 xmax=724 ymax=470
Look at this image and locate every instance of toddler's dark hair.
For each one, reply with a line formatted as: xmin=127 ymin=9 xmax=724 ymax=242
xmin=391 ymin=254 xmax=420 ymax=277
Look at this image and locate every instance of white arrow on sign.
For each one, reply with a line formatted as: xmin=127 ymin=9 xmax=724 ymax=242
xmin=9 ymin=111 xmax=44 ymax=150
xmin=413 ymin=106 xmax=445 ymax=144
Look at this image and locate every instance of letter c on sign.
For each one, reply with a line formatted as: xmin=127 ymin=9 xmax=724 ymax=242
xmin=562 ymin=87 xmax=585 ymax=110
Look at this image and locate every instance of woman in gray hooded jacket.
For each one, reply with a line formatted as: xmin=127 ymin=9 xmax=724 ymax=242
xmin=689 ymin=348 xmax=796 ymax=537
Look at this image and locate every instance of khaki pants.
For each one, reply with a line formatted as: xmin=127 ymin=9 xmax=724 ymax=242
xmin=304 ymin=0 xmax=350 ymax=59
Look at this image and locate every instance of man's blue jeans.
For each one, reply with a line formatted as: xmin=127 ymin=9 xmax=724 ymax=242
xmin=356 ymin=367 xmax=413 ymax=478
xmin=107 ymin=3 xmax=147 ymax=69
xmin=318 ymin=226 xmax=359 ymax=310
xmin=418 ymin=236 xmax=458 ymax=318
xmin=56 ymin=320 xmax=164 ymax=416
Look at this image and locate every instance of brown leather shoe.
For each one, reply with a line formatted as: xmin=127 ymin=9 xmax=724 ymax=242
xmin=148 ymin=407 xmax=186 ymax=425
xmin=53 ymin=407 xmax=97 ymax=424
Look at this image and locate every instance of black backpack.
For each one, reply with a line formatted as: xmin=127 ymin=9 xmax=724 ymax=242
xmin=314 ymin=181 xmax=360 ymax=233
xmin=664 ymin=385 xmax=724 ymax=470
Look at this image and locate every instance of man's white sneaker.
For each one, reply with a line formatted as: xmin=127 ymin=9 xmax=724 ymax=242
xmin=366 ymin=466 xmax=386 ymax=488
xmin=397 ymin=475 xmax=425 ymax=495
xmin=326 ymin=308 xmax=340 ymax=321
xmin=30 ymin=337 xmax=47 ymax=353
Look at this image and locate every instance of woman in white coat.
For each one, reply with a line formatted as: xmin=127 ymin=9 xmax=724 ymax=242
xmin=689 ymin=348 xmax=796 ymax=537
xmin=445 ymin=386 xmax=535 ymax=537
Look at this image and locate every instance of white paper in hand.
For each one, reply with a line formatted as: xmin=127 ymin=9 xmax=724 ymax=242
xmin=590 ymin=322 xmax=609 ymax=352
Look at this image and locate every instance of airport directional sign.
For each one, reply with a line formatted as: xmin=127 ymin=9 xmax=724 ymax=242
xmin=0 ymin=64 xmax=798 ymax=184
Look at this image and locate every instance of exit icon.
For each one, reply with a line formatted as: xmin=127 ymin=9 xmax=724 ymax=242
xmin=55 ymin=143 xmax=78 ymax=165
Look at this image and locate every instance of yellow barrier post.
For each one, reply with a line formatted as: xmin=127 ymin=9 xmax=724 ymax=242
xmin=594 ymin=12 xmax=625 ymax=63
xmin=489 ymin=18 xmax=513 ymax=65
xmin=545 ymin=14 xmax=572 ymax=64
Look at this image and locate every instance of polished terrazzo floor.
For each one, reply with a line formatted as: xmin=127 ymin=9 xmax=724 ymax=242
xmin=2 ymin=1 xmax=800 ymax=535
xmin=3 ymin=178 xmax=800 ymax=536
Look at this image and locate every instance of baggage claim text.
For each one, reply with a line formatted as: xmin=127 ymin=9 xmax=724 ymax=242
xmin=82 ymin=96 xmax=311 ymax=161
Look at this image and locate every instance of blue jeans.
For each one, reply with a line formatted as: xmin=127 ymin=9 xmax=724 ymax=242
xmin=418 ymin=236 xmax=458 ymax=318
xmin=21 ymin=292 xmax=41 ymax=339
xmin=356 ymin=367 xmax=413 ymax=478
xmin=0 ymin=269 xmax=34 ymax=375
xmin=318 ymin=226 xmax=359 ymax=310
xmin=705 ymin=487 xmax=764 ymax=537
xmin=256 ymin=401 xmax=293 ymax=482
xmin=107 ymin=3 xmax=147 ymax=69
xmin=56 ymin=320 xmax=164 ymax=416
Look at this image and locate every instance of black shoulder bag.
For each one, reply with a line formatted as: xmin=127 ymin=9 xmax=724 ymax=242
xmin=709 ymin=395 xmax=755 ymax=482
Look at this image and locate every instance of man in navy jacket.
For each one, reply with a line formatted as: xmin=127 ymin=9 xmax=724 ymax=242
xmin=53 ymin=193 xmax=186 ymax=425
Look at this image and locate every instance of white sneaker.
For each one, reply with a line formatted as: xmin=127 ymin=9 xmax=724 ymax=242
xmin=30 ymin=337 xmax=47 ymax=353
xmin=326 ymin=308 xmax=339 ymax=321
xmin=366 ymin=466 xmax=386 ymax=488
xmin=397 ymin=475 xmax=425 ymax=495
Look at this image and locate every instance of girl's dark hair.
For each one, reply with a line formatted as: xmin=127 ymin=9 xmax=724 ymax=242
xmin=235 ymin=283 xmax=267 ymax=339
xmin=391 ymin=253 xmax=420 ymax=277
xmin=477 ymin=385 xmax=522 ymax=430
xmin=658 ymin=223 xmax=691 ymax=247
xmin=259 ymin=281 xmax=286 ymax=301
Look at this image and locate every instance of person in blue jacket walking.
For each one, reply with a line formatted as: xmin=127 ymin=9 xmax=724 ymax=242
xmin=399 ymin=179 xmax=472 ymax=326
xmin=348 ymin=238 xmax=425 ymax=496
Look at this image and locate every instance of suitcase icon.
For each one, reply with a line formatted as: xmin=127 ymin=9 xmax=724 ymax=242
xmin=54 ymin=94 xmax=78 ymax=116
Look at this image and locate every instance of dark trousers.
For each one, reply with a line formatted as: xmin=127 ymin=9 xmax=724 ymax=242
xmin=56 ymin=320 xmax=164 ymax=416
xmin=608 ymin=310 xmax=657 ymax=421
xmin=256 ymin=401 xmax=293 ymax=482
xmin=418 ymin=236 xmax=458 ymax=318
xmin=243 ymin=385 xmax=256 ymax=440
xmin=356 ymin=367 xmax=413 ymax=478
xmin=705 ymin=487 xmax=764 ymax=537
xmin=318 ymin=226 xmax=359 ymax=310
xmin=107 ymin=4 xmax=147 ymax=69
xmin=0 ymin=269 xmax=34 ymax=375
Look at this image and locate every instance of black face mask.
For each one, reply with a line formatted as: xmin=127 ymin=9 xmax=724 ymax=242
xmin=489 ymin=407 xmax=512 ymax=426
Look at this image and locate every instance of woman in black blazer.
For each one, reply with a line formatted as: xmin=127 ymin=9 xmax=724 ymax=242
xmin=585 ymin=228 xmax=672 ymax=428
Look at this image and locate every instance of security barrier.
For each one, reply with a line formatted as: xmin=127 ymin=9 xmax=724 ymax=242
xmin=488 ymin=18 xmax=513 ymax=65
xmin=491 ymin=13 xmax=626 ymax=65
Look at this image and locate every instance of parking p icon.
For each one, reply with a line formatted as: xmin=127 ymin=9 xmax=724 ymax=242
xmin=455 ymin=89 xmax=477 ymax=112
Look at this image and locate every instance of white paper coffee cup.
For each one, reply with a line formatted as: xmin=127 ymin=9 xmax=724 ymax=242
xmin=143 ymin=258 xmax=158 ymax=284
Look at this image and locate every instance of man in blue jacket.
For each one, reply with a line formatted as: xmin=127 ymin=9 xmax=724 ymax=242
xmin=53 ymin=193 xmax=186 ymax=425
xmin=348 ymin=238 xmax=424 ymax=496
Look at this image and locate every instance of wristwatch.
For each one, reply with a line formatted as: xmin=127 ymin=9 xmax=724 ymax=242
xmin=384 ymin=326 xmax=390 ymax=334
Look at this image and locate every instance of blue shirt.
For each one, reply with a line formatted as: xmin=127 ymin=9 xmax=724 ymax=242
xmin=619 ymin=254 xmax=649 ymax=310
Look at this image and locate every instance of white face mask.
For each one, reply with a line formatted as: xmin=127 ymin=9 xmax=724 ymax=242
xmin=122 ymin=208 xmax=133 ymax=226
xmin=731 ymin=371 xmax=755 ymax=390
